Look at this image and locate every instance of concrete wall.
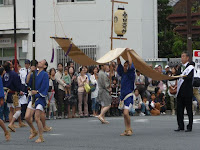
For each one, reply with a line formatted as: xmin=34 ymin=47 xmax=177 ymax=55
xmin=0 ymin=0 xmax=158 ymax=69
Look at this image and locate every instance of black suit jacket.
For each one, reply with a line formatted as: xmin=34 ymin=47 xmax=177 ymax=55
xmin=177 ymin=63 xmax=194 ymax=98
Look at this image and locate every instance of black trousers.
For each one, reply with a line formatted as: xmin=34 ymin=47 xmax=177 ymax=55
xmin=177 ymin=96 xmax=193 ymax=130
xmin=21 ymin=104 xmax=28 ymax=120
xmin=57 ymin=89 xmax=67 ymax=116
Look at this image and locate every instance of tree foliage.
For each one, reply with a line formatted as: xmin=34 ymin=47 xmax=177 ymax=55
xmin=158 ymin=0 xmax=187 ymax=58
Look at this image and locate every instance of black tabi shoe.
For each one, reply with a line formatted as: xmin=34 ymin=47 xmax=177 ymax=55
xmin=185 ymin=129 xmax=192 ymax=132
xmin=174 ymin=128 xmax=184 ymax=132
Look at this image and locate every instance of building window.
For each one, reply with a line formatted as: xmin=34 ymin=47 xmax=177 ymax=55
xmin=18 ymin=47 xmax=27 ymax=67
xmin=57 ymin=0 xmax=94 ymax=3
xmin=0 ymin=47 xmax=15 ymax=65
xmin=57 ymin=45 xmax=97 ymax=71
xmin=0 ymin=0 xmax=13 ymax=6
xmin=0 ymin=47 xmax=27 ymax=67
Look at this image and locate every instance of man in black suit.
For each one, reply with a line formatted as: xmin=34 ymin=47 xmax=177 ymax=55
xmin=175 ymin=51 xmax=194 ymax=132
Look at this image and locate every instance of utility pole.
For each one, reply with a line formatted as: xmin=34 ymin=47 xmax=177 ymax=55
xmin=13 ymin=0 xmax=17 ymax=72
xmin=187 ymin=0 xmax=192 ymax=61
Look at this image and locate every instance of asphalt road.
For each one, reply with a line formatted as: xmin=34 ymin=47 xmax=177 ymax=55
xmin=1 ymin=115 xmax=200 ymax=150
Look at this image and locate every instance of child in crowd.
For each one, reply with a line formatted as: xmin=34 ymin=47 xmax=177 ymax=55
xmin=142 ymin=96 xmax=150 ymax=115
xmin=149 ymin=93 xmax=160 ymax=116
xmin=111 ymin=77 xmax=120 ymax=116
xmin=48 ymin=78 xmax=57 ymax=120
xmin=63 ymin=68 xmax=71 ymax=99
xmin=133 ymin=89 xmax=146 ymax=116
xmin=159 ymin=93 xmax=166 ymax=115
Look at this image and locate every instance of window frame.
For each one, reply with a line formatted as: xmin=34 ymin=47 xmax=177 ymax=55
xmin=0 ymin=0 xmax=13 ymax=6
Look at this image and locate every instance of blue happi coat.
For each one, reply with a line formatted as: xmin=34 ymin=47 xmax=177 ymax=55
xmin=28 ymin=70 xmax=49 ymax=108
xmin=0 ymin=76 xmax=4 ymax=99
xmin=2 ymin=70 xmax=21 ymax=103
xmin=117 ymin=63 xmax=135 ymax=100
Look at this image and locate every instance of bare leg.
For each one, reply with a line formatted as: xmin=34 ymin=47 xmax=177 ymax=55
xmin=9 ymin=107 xmax=14 ymax=123
xmin=41 ymin=111 xmax=46 ymax=128
xmin=99 ymin=106 xmax=111 ymax=118
xmin=9 ymin=107 xmax=21 ymax=125
xmin=42 ymin=111 xmax=52 ymax=132
xmin=8 ymin=107 xmax=22 ymax=132
xmin=0 ymin=119 xmax=10 ymax=141
xmin=123 ymin=109 xmax=131 ymax=129
xmin=35 ymin=109 xmax=44 ymax=143
xmin=98 ymin=105 xmax=111 ymax=124
xmin=25 ymin=108 xmax=38 ymax=139
xmin=120 ymin=109 xmax=132 ymax=136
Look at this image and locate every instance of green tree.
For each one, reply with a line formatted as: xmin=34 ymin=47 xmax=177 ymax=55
xmin=158 ymin=0 xmax=175 ymax=58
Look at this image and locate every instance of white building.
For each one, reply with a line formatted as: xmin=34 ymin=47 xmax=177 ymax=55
xmin=0 ymin=0 xmax=158 ymax=68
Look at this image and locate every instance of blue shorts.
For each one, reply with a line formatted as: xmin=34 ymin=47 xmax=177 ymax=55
xmin=124 ymin=96 xmax=134 ymax=107
xmin=121 ymin=94 xmax=134 ymax=110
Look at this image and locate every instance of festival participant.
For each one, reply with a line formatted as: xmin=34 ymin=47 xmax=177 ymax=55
xmin=0 ymin=68 xmax=10 ymax=141
xmin=41 ymin=64 xmax=52 ymax=132
xmin=0 ymin=67 xmax=9 ymax=122
xmin=19 ymin=59 xmax=30 ymax=121
xmin=2 ymin=61 xmax=23 ymax=132
xmin=97 ymin=64 xmax=112 ymax=124
xmin=117 ymin=50 xmax=135 ymax=136
xmin=175 ymin=51 xmax=194 ymax=132
xmin=25 ymin=59 xmax=49 ymax=143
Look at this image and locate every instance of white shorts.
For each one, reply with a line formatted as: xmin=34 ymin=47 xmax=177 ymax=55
xmin=27 ymin=101 xmax=44 ymax=112
xmin=7 ymin=102 xmax=21 ymax=109
xmin=49 ymin=102 xmax=57 ymax=112
xmin=124 ymin=103 xmax=133 ymax=110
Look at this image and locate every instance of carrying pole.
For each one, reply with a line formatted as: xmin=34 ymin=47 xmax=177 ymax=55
xmin=32 ymin=0 xmax=36 ymax=106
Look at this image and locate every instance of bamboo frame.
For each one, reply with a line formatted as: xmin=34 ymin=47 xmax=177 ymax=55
xmin=110 ymin=37 xmax=127 ymax=40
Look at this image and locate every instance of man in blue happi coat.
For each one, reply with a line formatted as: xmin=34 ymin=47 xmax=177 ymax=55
xmin=25 ymin=59 xmax=49 ymax=143
xmin=117 ymin=49 xmax=135 ymax=136
xmin=2 ymin=61 xmax=24 ymax=132
xmin=0 ymin=68 xmax=10 ymax=141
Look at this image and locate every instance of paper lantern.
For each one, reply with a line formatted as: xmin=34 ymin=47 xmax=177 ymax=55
xmin=114 ymin=8 xmax=128 ymax=37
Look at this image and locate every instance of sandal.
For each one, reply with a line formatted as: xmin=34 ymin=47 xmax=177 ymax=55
xmin=102 ymin=120 xmax=109 ymax=124
xmin=120 ymin=129 xmax=133 ymax=136
xmin=35 ymin=135 xmax=45 ymax=143
xmin=19 ymin=122 xmax=28 ymax=128
xmin=126 ymin=128 xmax=133 ymax=136
xmin=29 ymin=130 xmax=38 ymax=139
xmin=8 ymin=125 xmax=16 ymax=132
xmin=13 ymin=124 xmax=19 ymax=128
xmin=120 ymin=130 xmax=128 ymax=136
xmin=5 ymin=131 xmax=11 ymax=141
xmin=43 ymin=126 xmax=52 ymax=132
xmin=98 ymin=116 xmax=105 ymax=123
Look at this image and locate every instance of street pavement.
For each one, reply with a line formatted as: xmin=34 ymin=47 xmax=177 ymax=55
xmin=1 ymin=115 xmax=200 ymax=150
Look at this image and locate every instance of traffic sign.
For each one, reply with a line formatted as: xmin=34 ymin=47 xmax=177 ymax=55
xmin=193 ymin=50 xmax=200 ymax=70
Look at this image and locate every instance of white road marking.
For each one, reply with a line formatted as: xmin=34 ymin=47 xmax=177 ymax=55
xmin=184 ymin=119 xmax=200 ymax=124
xmin=48 ymin=134 xmax=63 ymax=136
xmin=134 ymin=119 xmax=149 ymax=123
